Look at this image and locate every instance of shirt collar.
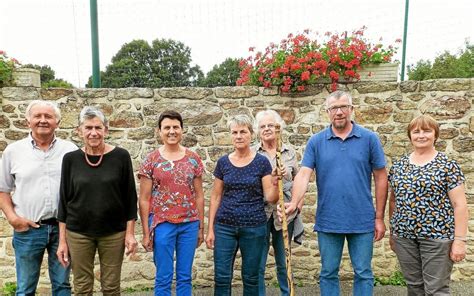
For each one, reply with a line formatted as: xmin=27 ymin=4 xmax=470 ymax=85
xmin=326 ymin=121 xmax=361 ymax=140
xmin=29 ymin=133 xmax=57 ymax=150
xmin=255 ymin=142 xmax=290 ymax=153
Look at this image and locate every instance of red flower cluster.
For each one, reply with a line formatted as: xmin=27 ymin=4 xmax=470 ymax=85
xmin=0 ymin=50 xmax=21 ymax=87
xmin=237 ymin=27 xmax=400 ymax=92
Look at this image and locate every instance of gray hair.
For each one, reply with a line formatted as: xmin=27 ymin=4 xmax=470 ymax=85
xmin=227 ymin=114 xmax=254 ymax=134
xmin=25 ymin=100 xmax=61 ymax=123
xmin=78 ymin=106 xmax=108 ymax=126
xmin=254 ymin=109 xmax=286 ymax=133
xmin=325 ymin=90 xmax=353 ymax=108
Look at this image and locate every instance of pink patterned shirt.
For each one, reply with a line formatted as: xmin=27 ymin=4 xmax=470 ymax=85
xmin=138 ymin=148 xmax=204 ymax=236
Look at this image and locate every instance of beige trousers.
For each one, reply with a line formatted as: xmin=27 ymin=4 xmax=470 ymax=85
xmin=66 ymin=230 xmax=125 ymax=296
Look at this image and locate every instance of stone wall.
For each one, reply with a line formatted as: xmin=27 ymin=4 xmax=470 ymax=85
xmin=0 ymin=79 xmax=473 ymax=292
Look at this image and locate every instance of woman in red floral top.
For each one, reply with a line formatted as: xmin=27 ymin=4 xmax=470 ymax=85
xmin=138 ymin=110 xmax=205 ymax=296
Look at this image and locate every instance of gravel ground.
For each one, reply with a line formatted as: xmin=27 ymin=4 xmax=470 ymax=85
xmin=125 ymin=281 xmax=474 ymax=295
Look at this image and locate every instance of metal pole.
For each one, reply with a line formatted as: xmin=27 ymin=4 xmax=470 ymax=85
xmin=90 ymin=0 xmax=101 ymax=87
xmin=400 ymin=0 xmax=409 ymax=81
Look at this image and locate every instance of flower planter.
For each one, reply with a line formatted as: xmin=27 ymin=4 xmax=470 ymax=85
xmin=358 ymin=63 xmax=399 ymax=82
xmin=12 ymin=68 xmax=41 ymax=87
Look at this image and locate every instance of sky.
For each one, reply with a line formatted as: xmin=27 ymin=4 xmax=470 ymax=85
xmin=1 ymin=0 xmax=473 ymax=87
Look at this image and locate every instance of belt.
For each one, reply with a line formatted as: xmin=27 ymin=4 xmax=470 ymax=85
xmin=36 ymin=218 xmax=58 ymax=226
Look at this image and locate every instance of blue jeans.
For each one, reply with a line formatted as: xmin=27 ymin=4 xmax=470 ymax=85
xmin=318 ymin=231 xmax=374 ymax=296
xmin=258 ymin=217 xmax=295 ymax=296
xmin=152 ymin=221 xmax=199 ymax=296
xmin=213 ymin=223 xmax=266 ymax=296
xmin=13 ymin=225 xmax=71 ymax=296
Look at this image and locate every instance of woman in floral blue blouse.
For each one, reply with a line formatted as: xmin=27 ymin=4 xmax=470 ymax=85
xmin=388 ymin=114 xmax=468 ymax=295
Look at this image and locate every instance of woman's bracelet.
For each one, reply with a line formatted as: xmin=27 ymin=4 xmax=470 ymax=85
xmin=454 ymin=236 xmax=467 ymax=242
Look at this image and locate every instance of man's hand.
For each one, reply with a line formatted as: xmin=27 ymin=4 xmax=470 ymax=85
xmin=56 ymin=241 xmax=70 ymax=268
xmin=374 ymin=218 xmax=386 ymax=241
xmin=125 ymin=233 xmax=138 ymax=256
xmin=8 ymin=215 xmax=38 ymax=232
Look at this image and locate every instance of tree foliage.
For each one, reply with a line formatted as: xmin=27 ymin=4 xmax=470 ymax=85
xmin=198 ymin=58 xmax=241 ymax=87
xmin=22 ymin=64 xmax=73 ymax=88
xmin=88 ymin=39 xmax=203 ymax=88
xmin=408 ymin=43 xmax=474 ymax=80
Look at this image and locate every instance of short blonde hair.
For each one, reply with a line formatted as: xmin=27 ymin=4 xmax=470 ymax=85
xmin=227 ymin=114 xmax=254 ymax=134
xmin=407 ymin=114 xmax=439 ymax=143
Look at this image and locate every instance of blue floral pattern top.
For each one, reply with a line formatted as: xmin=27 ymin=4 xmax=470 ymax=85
xmin=388 ymin=152 xmax=465 ymax=240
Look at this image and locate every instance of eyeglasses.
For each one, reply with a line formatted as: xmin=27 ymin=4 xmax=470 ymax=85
xmin=327 ymin=105 xmax=352 ymax=114
xmin=259 ymin=123 xmax=276 ymax=130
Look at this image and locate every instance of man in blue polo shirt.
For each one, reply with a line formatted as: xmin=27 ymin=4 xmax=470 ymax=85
xmin=285 ymin=90 xmax=388 ymax=295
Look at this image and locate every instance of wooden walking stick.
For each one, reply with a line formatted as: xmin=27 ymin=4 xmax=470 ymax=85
xmin=275 ymin=123 xmax=295 ymax=296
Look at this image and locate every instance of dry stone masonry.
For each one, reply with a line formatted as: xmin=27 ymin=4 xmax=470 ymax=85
xmin=0 ymin=78 xmax=473 ymax=292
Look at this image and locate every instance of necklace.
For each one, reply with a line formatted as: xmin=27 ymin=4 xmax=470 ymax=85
xmin=84 ymin=144 xmax=105 ymax=167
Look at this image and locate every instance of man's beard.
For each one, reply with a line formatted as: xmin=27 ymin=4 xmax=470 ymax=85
xmin=333 ymin=118 xmax=347 ymax=130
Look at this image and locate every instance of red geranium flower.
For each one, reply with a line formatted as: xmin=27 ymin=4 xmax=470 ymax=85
xmin=237 ymin=26 xmax=399 ymax=93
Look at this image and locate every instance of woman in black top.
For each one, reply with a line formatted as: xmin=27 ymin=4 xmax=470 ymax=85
xmin=56 ymin=106 xmax=138 ymax=295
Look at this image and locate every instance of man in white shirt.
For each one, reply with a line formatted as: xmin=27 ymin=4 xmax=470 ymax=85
xmin=0 ymin=100 xmax=77 ymax=296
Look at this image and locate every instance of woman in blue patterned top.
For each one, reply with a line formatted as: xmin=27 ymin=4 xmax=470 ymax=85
xmin=388 ymin=115 xmax=468 ymax=295
xmin=206 ymin=114 xmax=279 ymax=296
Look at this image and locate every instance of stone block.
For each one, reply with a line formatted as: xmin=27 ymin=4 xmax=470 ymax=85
xmin=0 ymin=115 xmax=10 ymax=128
xmin=58 ymin=101 xmax=84 ymax=128
xmin=419 ymin=95 xmax=471 ymax=120
xmin=157 ymin=87 xmax=212 ymax=99
xmin=245 ymin=99 xmax=265 ymax=108
xmin=40 ymin=88 xmax=73 ymax=100
xmin=215 ymin=86 xmax=258 ymax=98
xmin=453 ymin=137 xmax=474 ymax=153
xmin=393 ymin=112 xmax=414 ymax=123
xmin=2 ymin=104 xmax=15 ymax=113
xmin=12 ymin=68 xmax=41 ymax=87
xmin=192 ymin=126 xmax=212 ymax=136
xmin=407 ymin=93 xmax=426 ymax=102
xmin=284 ymin=100 xmax=310 ymax=108
xmin=76 ymin=88 xmax=109 ymax=98
xmin=0 ymin=219 xmax=13 ymax=237
xmin=182 ymin=133 xmax=198 ymax=147
xmin=420 ymin=78 xmax=471 ymax=91
xmin=4 ymin=130 xmax=28 ymax=140
xmin=0 ymin=141 xmax=7 ymax=152
xmin=214 ymin=133 xmax=232 ymax=146
xmin=144 ymin=102 xmax=223 ymax=125
xmin=355 ymin=105 xmax=393 ymax=124
xmin=396 ymin=101 xmax=417 ymax=110
xmin=297 ymin=126 xmax=311 ymax=134
xmin=400 ymin=80 xmax=418 ymax=92
xmin=128 ymin=127 xmax=155 ymax=140
xmin=354 ymin=82 xmax=398 ymax=93
xmin=280 ymin=84 xmax=325 ymax=97
xmin=109 ymin=111 xmax=144 ymax=128
xmin=12 ymin=119 xmax=28 ymax=129
xmin=219 ymin=99 xmax=241 ymax=110
xmin=114 ymin=88 xmax=153 ymax=99
xmin=439 ymin=127 xmax=460 ymax=139
xmin=2 ymin=87 xmax=40 ymax=100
